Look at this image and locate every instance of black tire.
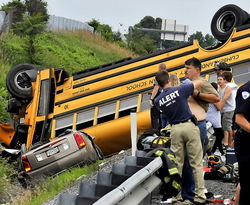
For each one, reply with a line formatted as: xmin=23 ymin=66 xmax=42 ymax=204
xmin=6 ymin=63 xmax=36 ymax=99
xmin=7 ymin=98 xmax=22 ymax=114
xmin=211 ymin=4 xmax=250 ymax=42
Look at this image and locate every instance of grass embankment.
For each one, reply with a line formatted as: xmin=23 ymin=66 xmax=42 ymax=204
xmin=12 ymin=162 xmax=101 ymax=205
xmin=0 ymin=30 xmax=136 ymax=122
xmin=0 ymin=30 xmax=136 ymax=204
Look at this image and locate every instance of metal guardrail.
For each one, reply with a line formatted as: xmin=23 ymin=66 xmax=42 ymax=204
xmin=59 ymin=151 xmax=163 ymax=205
xmin=94 ymin=157 xmax=162 ymax=205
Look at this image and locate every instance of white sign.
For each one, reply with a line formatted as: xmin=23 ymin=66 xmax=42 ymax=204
xmin=161 ymin=19 xmax=188 ymax=41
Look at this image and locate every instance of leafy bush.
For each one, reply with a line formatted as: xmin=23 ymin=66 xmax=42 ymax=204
xmin=13 ymin=14 xmax=47 ymax=37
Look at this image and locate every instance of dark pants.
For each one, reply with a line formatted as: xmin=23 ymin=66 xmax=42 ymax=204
xmin=150 ymin=106 xmax=161 ymax=134
xmin=181 ymin=121 xmax=206 ymax=201
xmin=211 ymin=128 xmax=224 ymax=154
xmin=234 ymin=129 xmax=250 ymax=205
xmin=161 ymin=113 xmax=168 ymax=128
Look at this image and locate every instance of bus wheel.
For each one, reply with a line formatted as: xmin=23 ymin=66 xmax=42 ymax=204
xmin=211 ymin=4 xmax=250 ymax=42
xmin=6 ymin=63 xmax=37 ymax=100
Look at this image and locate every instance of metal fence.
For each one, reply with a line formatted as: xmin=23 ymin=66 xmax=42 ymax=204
xmin=0 ymin=11 xmax=94 ymax=33
xmin=47 ymin=15 xmax=93 ymax=32
xmin=0 ymin=11 xmax=5 ymax=26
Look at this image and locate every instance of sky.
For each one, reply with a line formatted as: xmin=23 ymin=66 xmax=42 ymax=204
xmin=1 ymin=0 xmax=250 ymax=36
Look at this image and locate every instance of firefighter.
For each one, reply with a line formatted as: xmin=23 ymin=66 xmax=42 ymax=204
xmin=146 ymin=147 xmax=181 ymax=201
xmin=234 ymin=80 xmax=250 ymax=205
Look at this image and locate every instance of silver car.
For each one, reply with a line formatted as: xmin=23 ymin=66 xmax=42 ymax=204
xmin=20 ymin=130 xmax=103 ymax=179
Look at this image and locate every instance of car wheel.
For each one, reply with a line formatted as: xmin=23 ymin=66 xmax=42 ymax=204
xmin=6 ymin=63 xmax=36 ymax=100
xmin=211 ymin=4 xmax=250 ymax=42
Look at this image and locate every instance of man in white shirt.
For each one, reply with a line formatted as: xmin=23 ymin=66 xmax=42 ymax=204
xmin=217 ymin=71 xmax=237 ymax=147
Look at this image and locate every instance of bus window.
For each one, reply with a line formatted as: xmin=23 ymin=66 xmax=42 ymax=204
xmin=55 ymin=114 xmax=73 ymax=136
xmin=55 ymin=114 xmax=73 ymax=130
xmin=209 ymin=73 xmax=217 ymax=83
xmin=232 ymin=63 xmax=250 ymax=85
xmin=76 ymin=109 xmax=94 ymax=130
xmin=55 ymin=125 xmax=72 ymax=137
xmin=140 ymin=93 xmax=151 ymax=111
xmin=97 ymin=103 xmax=116 ymax=124
xmin=119 ymin=96 xmax=138 ymax=118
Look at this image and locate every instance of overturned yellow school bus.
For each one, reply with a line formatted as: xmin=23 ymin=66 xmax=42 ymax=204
xmin=0 ymin=4 xmax=250 ymax=156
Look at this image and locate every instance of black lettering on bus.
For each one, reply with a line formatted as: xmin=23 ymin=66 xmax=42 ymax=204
xmin=127 ymin=81 xmax=147 ymax=91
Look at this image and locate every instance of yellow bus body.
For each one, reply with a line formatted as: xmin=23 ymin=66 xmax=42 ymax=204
xmin=1 ymin=27 xmax=250 ymax=156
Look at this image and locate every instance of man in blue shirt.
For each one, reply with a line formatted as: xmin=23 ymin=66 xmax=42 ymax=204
xmin=234 ymin=81 xmax=250 ymax=205
xmin=154 ymin=71 xmax=206 ymax=205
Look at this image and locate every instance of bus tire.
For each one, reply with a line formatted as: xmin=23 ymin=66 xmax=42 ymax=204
xmin=211 ymin=4 xmax=250 ymax=42
xmin=6 ymin=63 xmax=36 ymax=100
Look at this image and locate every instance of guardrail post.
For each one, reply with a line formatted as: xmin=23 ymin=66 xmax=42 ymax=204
xmin=130 ymin=109 xmax=137 ymax=156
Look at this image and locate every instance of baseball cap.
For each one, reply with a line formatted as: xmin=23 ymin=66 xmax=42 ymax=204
xmin=214 ymin=62 xmax=231 ymax=71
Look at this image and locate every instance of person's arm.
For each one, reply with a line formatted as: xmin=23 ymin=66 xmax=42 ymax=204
xmin=199 ymin=92 xmax=220 ymax=103
xmin=150 ymin=85 xmax=160 ymax=106
xmin=191 ymin=80 xmax=203 ymax=89
xmin=193 ymin=89 xmax=220 ymax=103
xmin=215 ymin=86 xmax=232 ymax=110
xmin=193 ymin=80 xmax=220 ymax=103
xmin=235 ymin=113 xmax=250 ymax=133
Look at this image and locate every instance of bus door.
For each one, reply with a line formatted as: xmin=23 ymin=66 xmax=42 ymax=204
xmin=24 ymin=68 xmax=56 ymax=149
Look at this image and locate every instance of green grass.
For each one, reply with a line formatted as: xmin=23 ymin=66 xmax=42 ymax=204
xmin=12 ymin=161 xmax=101 ymax=205
xmin=0 ymin=33 xmax=30 ymax=65
xmin=33 ymin=30 xmax=136 ymax=73
xmin=0 ymin=159 xmax=18 ymax=201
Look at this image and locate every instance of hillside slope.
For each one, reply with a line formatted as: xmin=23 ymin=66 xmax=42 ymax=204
xmin=0 ymin=30 xmax=136 ymax=122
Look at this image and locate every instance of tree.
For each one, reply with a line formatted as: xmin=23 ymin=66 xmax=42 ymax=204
xmin=112 ymin=31 xmax=122 ymax=42
xmin=88 ymin=19 xmax=124 ymax=45
xmin=126 ymin=27 xmax=156 ymax=55
xmin=127 ymin=16 xmax=161 ymax=53
xmin=155 ymin=17 xmax=162 ymax=29
xmin=162 ymin=40 xmax=186 ymax=50
xmin=134 ymin=16 xmax=161 ymax=48
xmin=188 ymin=31 xmax=217 ymax=48
xmin=128 ymin=16 xmax=219 ymax=53
xmin=2 ymin=0 xmax=49 ymax=63
xmin=13 ymin=14 xmax=47 ymax=63
xmin=135 ymin=16 xmax=156 ymax=29
xmin=204 ymin=34 xmax=217 ymax=47
xmin=88 ymin=19 xmax=100 ymax=33
xmin=97 ymin=24 xmax=113 ymax=41
xmin=1 ymin=0 xmax=48 ymax=33
xmin=0 ymin=0 xmax=26 ymax=31
xmin=25 ymin=0 xmax=49 ymax=22
xmin=13 ymin=14 xmax=46 ymax=36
